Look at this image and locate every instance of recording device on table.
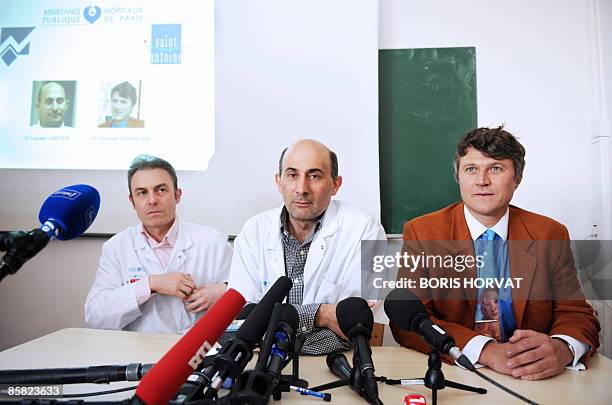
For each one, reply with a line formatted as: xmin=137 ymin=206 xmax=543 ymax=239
xmin=384 ymin=288 xmax=538 ymax=405
xmin=186 ymin=276 xmax=294 ymax=403
xmin=227 ymin=303 xmax=297 ymax=404
xmin=309 ymin=297 xmax=385 ymax=405
xmin=228 ymin=300 xmax=329 ymax=404
xmin=0 ymin=303 xmax=258 ymax=387
xmin=3 ymin=288 xmax=245 ymax=405
xmin=132 ymin=288 xmax=246 ymax=405
xmin=154 ymin=276 xmax=326 ymax=404
xmin=0 ymin=363 xmax=154 ymax=385
xmin=0 ymin=184 xmax=100 ymax=282
xmin=1 ymin=276 xmax=328 ymax=405
xmin=0 ymin=305 xmax=258 ymax=387
xmin=0 ymin=260 xmax=532 ymax=405
xmin=210 ymin=277 xmax=322 ymax=404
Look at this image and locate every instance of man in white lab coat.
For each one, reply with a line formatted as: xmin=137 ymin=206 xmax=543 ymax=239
xmin=228 ymin=140 xmax=386 ymax=354
xmin=85 ymin=155 xmax=232 ymax=333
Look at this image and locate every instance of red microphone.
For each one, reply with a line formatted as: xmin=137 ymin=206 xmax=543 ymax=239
xmin=134 ymin=288 xmax=245 ymax=405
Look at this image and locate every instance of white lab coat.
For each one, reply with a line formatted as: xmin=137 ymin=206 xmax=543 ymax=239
xmin=228 ymin=200 xmax=388 ymax=322
xmin=84 ymin=216 xmax=232 ymax=333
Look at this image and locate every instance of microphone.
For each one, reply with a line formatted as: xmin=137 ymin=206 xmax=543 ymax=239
xmin=326 ymin=352 xmax=352 ymax=381
xmin=0 ymin=363 xmax=154 ymax=385
xmin=336 ymin=297 xmax=382 ymax=405
xmin=228 ymin=303 xmax=299 ymax=404
xmin=237 ymin=302 xmax=257 ymax=318
xmin=38 ymin=184 xmax=101 ymax=241
xmin=264 ymin=303 xmax=299 ymax=380
xmin=133 ymin=288 xmax=245 ymax=405
xmin=384 ymin=288 xmax=475 ymax=371
xmin=169 ymin=303 xmax=257 ymax=404
xmin=0 ymin=230 xmax=51 ymax=280
xmin=0 ymin=184 xmax=100 ymax=282
xmin=0 ymin=232 xmax=10 ymax=251
xmin=217 ymin=303 xmax=257 ymax=346
xmin=385 ymin=289 xmax=540 ymax=404
xmin=197 ymin=276 xmax=293 ymax=400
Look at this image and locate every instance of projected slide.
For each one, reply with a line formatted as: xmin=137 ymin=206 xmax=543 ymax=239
xmin=0 ymin=0 xmax=215 ymax=170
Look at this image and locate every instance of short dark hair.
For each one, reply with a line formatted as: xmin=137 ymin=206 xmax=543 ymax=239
xmin=111 ymin=81 xmax=138 ymax=106
xmin=128 ymin=154 xmax=178 ymax=194
xmin=278 ymin=147 xmax=339 ymax=182
xmin=454 ymin=125 xmax=526 ymax=182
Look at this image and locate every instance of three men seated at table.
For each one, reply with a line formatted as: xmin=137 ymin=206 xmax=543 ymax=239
xmin=85 ymin=129 xmax=599 ymax=381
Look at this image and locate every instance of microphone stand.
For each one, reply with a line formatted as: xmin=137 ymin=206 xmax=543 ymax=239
xmin=227 ymin=306 xmax=312 ymax=404
xmin=351 ymin=352 xmax=384 ymax=405
xmin=385 ymin=350 xmax=486 ymax=405
xmin=270 ymin=334 xmax=308 ymax=401
xmin=226 ymin=304 xmax=284 ymax=404
xmin=309 ymin=355 xmax=387 ymax=405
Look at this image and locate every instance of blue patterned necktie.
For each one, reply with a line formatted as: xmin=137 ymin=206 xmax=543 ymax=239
xmin=474 ymin=229 xmax=516 ymax=342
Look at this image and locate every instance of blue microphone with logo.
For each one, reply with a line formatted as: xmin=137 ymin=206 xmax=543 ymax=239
xmin=0 ymin=184 xmax=100 ymax=282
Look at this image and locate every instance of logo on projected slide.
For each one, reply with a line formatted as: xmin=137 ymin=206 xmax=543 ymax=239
xmin=84 ymin=6 xmax=102 ymax=24
xmin=52 ymin=189 xmax=81 ymax=200
xmin=151 ymin=24 xmax=181 ymax=64
xmin=0 ymin=27 xmax=35 ymax=66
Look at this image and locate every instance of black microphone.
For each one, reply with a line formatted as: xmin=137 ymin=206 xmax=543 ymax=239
xmin=326 ymin=352 xmax=352 ymax=380
xmin=385 ymin=289 xmax=541 ymax=404
xmin=217 ymin=303 xmax=257 ymax=347
xmin=237 ymin=303 xmax=257 ymax=318
xmin=0 ymin=230 xmax=50 ymax=281
xmin=0 ymin=363 xmax=154 ymax=385
xmin=384 ymin=288 xmax=475 ymax=371
xmin=264 ymin=303 xmax=299 ymax=380
xmin=336 ymin=297 xmax=382 ymax=405
xmin=228 ymin=303 xmax=299 ymax=404
xmin=0 ymin=232 xmax=10 ymax=251
xmin=169 ymin=303 xmax=257 ymax=404
xmin=200 ymin=276 xmax=293 ymax=400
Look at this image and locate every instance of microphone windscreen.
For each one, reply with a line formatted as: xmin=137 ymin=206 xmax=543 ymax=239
xmin=135 ymin=288 xmax=245 ymax=405
xmin=236 ymin=276 xmax=292 ymax=345
xmin=279 ymin=303 xmax=299 ymax=331
xmin=336 ymin=297 xmax=373 ymax=339
xmin=237 ymin=303 xmax=257 ymax=320
xmin=383 ymin=288 xmax=426 ymax=332
xmin=38 ymin=184 xmax=100 ymax=240
xmin=326 ymin=352 xmax=351 ymax=380
xmin=217 ymin=303 xmax=258 ymax=348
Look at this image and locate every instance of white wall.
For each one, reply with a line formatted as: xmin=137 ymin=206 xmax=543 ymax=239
xmin=2 ymin=0 xmax=611 ymax=351
xmin=593 ymin=0 xmax=612 ymax=240
xmin=380 ymin=0 xmax=608 ymax=240
xmin=0 ymin=239 xmax=98 ymax=351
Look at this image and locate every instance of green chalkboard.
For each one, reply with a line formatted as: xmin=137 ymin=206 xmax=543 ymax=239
xmin=379 ymin=47 xmax=478 ymax=234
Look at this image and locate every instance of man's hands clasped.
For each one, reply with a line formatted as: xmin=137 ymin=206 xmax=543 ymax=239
xmin=149 ymin=273 xmax=226 ymax=313
xmin=479 ymin=329 xmax=574 ymax=380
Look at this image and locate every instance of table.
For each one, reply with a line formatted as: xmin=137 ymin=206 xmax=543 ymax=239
xmin=1 ymin=328 xmax=611 ymax=404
